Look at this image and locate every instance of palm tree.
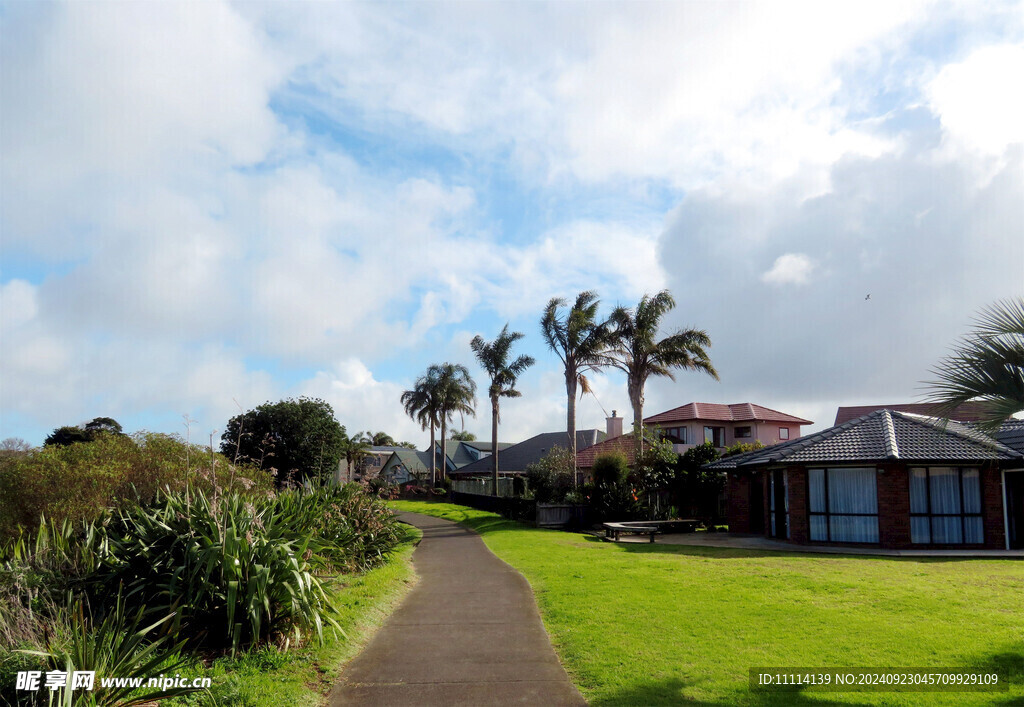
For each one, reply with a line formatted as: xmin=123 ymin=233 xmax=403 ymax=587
xmin=427 ymin=363 xmax=477 ymax=483
xmin=609 ymin=290 xmax=719 ymax=456
xmin=925 ymin=297 xmax=1024 ymax=431
xmin=471 ymin=324 xmax=535 ymax=496
xmin=541 ymin=291 xmax=618 ymax=482
xmin=401 ymin=373 xmax=441 ymax=485
xmin=368 ymin=431 xmax=396 ymax=446
xmin=338 ymin=430 xmax=371 ymax=484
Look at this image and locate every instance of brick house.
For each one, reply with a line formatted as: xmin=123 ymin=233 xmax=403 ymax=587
xmin=708 ymin=410 xmax=1024 ymax=550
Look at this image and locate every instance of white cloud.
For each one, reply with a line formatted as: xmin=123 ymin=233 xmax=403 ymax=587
xmin=929 ymin=44 xmax=1024 ymax=155
xmin=658 ymin=136 xmax=1024 ymax=424
xmin=762 ymin=253 xmax=816 ymax=286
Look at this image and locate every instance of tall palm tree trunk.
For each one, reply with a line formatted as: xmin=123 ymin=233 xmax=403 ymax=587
xmin=491 ymin=395 xmax=500 ymax=496
xmin=429 ymin=421 xmax=436 ymax=486
xmin=440 ymin=418 xmax=447 ymax=483
xmin=629 ymin=375 xmax=645 ymax=456
xmin=566 ymin=371 xmax=578 ymax=486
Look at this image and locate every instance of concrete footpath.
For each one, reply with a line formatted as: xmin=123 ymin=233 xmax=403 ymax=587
xmin=327 ymin=511 xmax=587 ymax=706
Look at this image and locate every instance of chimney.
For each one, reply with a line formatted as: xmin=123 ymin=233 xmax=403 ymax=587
xmin=606 ymin=410 xmax=623 ymax=438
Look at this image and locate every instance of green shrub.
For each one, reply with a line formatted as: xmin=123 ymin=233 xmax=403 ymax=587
xmin=524 ymin=445 xmax=574 ymax=503
xmin=280 ymin=483 xmax=403 ymax=573
xmin=591 ymin=451 xmax=629 ymax=486
xmin=15 ymin=596 xmax=203 ymax=707
xmin=87 ymin=490 xmax=336 ymax=654
xmin=0 ymin=433 xmax=273 ymax=540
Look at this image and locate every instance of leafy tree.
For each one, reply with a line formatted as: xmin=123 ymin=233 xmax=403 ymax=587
xmin=397 ymin=440 xmax=418 ymax=450
xmin=220 ymin=397 xmax=345 ymax=485
xmin=672 ymin=442 xmax=725 ymax=525
xmin=590 ymin=451 xmax=644 ymax=522
xmin=722 ymin=440 xmax=765 ymax=458
xmin=367 ymin=431 xmax=397 ymax=447
xmin=524 ymin=445 xmax=575 ymax=503
xmin=0 ymin=437 xmax=32 ymax=453
xmin=44 ymin=417 xmax=126 ymax=447
xmin=541 ymin=291 xmax=617 ymax=482
xmin=592 ymin=451 xmax=629 ymax=486
xmin=609 ymin=290 xmax=718 ymax=456
xmin=401 ymin=373 xmax=441 ymax=485
xmin=925 ymin=297 xmax=1024 ymax=431
xmin=84 ymin=417 xmax=124 ymax=435
xmin=427 ymin=363 xmax=477 ymax=483
xmin=450 ymin=430 xmax=477 ymax=441
xmin=631 ymin=424 xmax=678 ymax=492
xmin=44 ymin=426 xmax=91 ymax=447
xmin=471 ymin=324 xmax=535 ymax=496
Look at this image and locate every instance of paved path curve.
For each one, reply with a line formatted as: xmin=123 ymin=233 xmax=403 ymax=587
xmin=328 ymin=511 xmax=586 ymax=706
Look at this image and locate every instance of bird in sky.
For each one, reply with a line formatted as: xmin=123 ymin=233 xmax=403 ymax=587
xmin=865 ymin=294 xmax=871 ymax=300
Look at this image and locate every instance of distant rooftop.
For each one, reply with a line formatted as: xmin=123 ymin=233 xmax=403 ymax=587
xmin=452 ymin=429 xmax=605 ymax=476
xmin=645 ymin=402 xmax=812 ymax=426
xmin=834 ymin=402 xmax=993 ymax=426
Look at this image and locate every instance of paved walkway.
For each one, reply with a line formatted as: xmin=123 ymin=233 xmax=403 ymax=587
xmin=328 ymin=512 xmax=586 ymax=706
xmin=609 ymin=531 xmax=1024 ymax=557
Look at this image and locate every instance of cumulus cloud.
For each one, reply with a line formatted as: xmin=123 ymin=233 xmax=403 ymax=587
xmin=2 ymin=1 xmax=1022 ymax=443
xmin=761 ymin=254 xmax=816 ymax=286
xmin=654 ymin=134 xmax=1024 ymax=418
xmin=928 ymin=44 xmax=1024 ymax=155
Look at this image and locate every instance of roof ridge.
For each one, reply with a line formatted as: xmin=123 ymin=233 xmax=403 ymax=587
xmin=882 ymin=410 xmax=899 ymax=460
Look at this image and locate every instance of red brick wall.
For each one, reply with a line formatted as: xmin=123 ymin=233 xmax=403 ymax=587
xmin=727 ymin=473 xmax=751 ymax=533
xmin=762 ymin=471 xmax=772 ymax=539
xmin=877 ymin=464 xmax=912 ymax=549
xmin=787 ymin=467 xmax=808 ymax=544
xmin=982 ymin=464 xmax=1006 ymax=550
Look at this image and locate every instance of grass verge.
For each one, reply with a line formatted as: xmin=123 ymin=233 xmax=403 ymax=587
xmin=167 ymin=523 xmax=421 ymax=706
xmin=392 ymin=500 xmax=1023 ymax=706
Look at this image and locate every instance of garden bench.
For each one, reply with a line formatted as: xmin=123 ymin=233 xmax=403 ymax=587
xmin=603 ymin=522 xmax=659 ymax=543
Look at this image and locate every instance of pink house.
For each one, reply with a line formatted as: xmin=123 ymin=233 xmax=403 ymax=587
xmin=644 ymin=402 xmax=813 ymax=452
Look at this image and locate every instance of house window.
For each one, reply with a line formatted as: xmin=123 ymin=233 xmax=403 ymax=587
xmin=703 ymin=426 xmax=725 ymax=447
xmin=735 ymin=426 xmax=752 ymax=439
xmin=808 ymin=468 xmax=879 ymax=543
xmin=662 ymin=426 xmax=688 ymax=444
xmin=779 ymin=427 xmax=790 ymax=440
xmin=909 ymin=467 xmax=983 ymax=544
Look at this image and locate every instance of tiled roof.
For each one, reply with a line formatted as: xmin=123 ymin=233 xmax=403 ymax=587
xmin=644 ymin=402 xmax=812 ymax=426
xmin=452 ymin=430 xmax=606 ymax=475
xmin=993 ymin=419 xmax=1024 ymax=456
xmin=705 ymin=409 xmax=1022 ymax=470
xmin=576 ymin=433 xmax=639 ymax=469
xmin=833 ymin=402 xmax=993 ymax=426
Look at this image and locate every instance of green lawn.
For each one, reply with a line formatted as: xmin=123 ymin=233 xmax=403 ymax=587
xmin=391 ymin=500 xmax=1023 ymax=706
xmin=168 ymin=525 xmax=421 ymax=706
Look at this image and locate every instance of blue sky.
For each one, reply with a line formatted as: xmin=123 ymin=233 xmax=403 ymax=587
xmin=1 ymin=1 xmax=1022 ymax=447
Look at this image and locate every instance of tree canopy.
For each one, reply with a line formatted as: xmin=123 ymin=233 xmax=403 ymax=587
xmin=541 ymin=291 xmax=617 ymax=480
xmin=220 ymin=397 xmax=345 ymax=485
xmin=608 ymin=290 xmax=718 ymax=455
xmin=44 ymin=417 xmax=125 ymax=447
xmin=471 ymin=323 xmax=534 ymax=495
